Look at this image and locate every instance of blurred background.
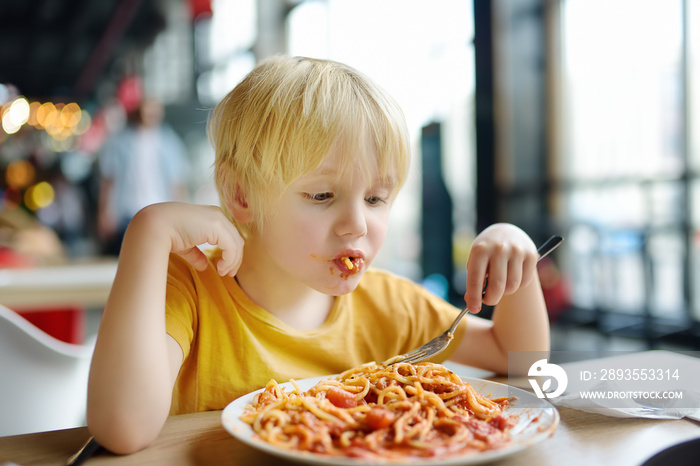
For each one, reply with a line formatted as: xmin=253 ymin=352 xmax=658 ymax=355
xmin=1 ymin=0 xmax=699 ymax=354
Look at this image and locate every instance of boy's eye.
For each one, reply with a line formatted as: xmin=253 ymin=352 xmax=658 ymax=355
xmin=365 ymin=195 xmax=387 ymax=206
xmin=306 ymin=192 xmax=334 ymax=202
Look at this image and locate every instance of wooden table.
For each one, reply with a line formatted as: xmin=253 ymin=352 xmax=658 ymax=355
xmin=1 ymin=396 xmax=698 ymax=465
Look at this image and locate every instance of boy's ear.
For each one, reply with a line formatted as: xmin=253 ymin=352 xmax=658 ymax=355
xmin=226 ymin=183 xmax=253 ymax=223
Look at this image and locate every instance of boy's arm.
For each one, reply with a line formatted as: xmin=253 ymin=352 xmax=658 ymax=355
xmin=87 ymin=203 xmax=243 ymax=454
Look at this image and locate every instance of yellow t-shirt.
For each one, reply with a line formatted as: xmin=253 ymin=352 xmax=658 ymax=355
xmin=165 ymin=252 xmax=467 ymax=415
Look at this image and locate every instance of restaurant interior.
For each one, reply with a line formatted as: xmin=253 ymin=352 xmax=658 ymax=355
xmin=1 ymin=0 xmax=700 ymax=460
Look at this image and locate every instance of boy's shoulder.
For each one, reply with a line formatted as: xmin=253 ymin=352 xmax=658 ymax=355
xmin=167 ymin=247 xmax=222 ymax=280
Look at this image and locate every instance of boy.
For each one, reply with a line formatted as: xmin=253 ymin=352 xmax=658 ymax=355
xmin=87 ymin=56 xmax=549 ymax=454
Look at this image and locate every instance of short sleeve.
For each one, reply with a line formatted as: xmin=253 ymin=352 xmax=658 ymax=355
xmin=165 ymin=254 xmax=198 ymax=360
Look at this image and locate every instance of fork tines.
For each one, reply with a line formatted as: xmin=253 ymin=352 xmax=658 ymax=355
xmin=384 ymin=348 xmax=429 ymax=366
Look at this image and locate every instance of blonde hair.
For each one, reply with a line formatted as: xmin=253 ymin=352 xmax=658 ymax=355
xmin=209 ymin=55 xmax=410 ymax=235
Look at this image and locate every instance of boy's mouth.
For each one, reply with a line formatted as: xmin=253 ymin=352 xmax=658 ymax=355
xmin=335 ymin=253 xmax=365 ymax=275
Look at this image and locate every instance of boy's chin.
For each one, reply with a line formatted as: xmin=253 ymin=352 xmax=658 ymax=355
xmin=318 ymin=275 xmax=363 ymax=296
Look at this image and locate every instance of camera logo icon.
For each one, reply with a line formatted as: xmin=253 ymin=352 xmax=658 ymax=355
xmin=528 ymin=359 xmax=568 ymax=399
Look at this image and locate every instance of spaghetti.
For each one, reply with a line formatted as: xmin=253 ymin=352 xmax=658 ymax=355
xmin=240 ymin=361 xmax=514 ymax=461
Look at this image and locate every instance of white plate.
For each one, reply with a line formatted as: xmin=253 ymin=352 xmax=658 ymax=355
xmin=222 ymin=375 xmax=559 ymax=465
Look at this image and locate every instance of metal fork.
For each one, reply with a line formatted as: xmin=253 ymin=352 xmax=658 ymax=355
xmin=381 ymin=235 xmax=563 ymax=366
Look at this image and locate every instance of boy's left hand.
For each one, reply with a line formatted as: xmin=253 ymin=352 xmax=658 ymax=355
xmin=464 ymin=223 xmax=538 ymax=313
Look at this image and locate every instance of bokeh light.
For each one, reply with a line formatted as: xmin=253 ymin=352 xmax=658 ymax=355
xmin=1 ymin=96 xmax=91 ymax=143
xmin=74 ymin=111 xmax=92 ymax=135
xmin=1 ymin=107 xmax=21 ymax=134
xmin=5 ymin=159 xmax=36 ymax=189
xmin=24 ymin=181 xmax=55 ymax=211
xmin=27 ymin=101 xmax=41 ymax=127
xmin=36 ymin=102 xmax=58 ymax=129
xmin=0 ymin=83 xmax=9 ymax=104
xmin=60 ymin=102 xmax=82 ymax=127
xmin=1 ymin=97 xmax=31 ymax=135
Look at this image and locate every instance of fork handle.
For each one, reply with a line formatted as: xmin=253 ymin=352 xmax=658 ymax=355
xmin=447 ymin=307 xmax=471 ymax=335
xmin=536 ymin=235 xmax=564 ymax=261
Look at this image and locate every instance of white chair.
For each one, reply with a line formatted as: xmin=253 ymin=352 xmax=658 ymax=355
xmin=0 ymin=304 xmax=95 ymax=437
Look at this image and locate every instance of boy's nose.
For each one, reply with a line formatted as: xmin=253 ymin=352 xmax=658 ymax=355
xmin=335 ymin=202 xmax=367 ymax=237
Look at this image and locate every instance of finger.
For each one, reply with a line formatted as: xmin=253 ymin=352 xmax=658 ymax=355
xmin=218 ymin=244 xmax=243 ymax=277
xmin=521 ymin=249 xmax=539 ymax=286
xmin=214 ymin=228 xmax=245 ymax=277
xmin=179 ymin=246 xmax=209 ymax=271
xmin=481 ymin=251 xmax=509 ymax=306
xmin=503 ymin=255 xmax=524 ymax=295
xmin=465 ymin=252 xmax=489 ymax=313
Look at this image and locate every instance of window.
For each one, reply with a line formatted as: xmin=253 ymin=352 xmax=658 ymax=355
xmin=560 ymin=0 xmax=698 ymax=332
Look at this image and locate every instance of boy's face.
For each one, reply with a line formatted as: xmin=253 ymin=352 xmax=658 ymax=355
xmin=253 ymin=140 xmax=397 ymax=296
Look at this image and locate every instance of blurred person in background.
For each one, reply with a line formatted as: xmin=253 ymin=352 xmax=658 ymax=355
xmin=97 ymin=97 xmax=190 ymax=256
xmin=0 ymin=208 xmax=66 ymax=267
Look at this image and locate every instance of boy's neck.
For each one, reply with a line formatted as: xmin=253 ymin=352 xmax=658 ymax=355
xmin=234 ymin=248 xmax=335 ymax=331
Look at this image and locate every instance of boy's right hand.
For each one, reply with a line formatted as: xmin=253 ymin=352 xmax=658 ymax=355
xmin=134 ymin=202 xmax=244 ymax=277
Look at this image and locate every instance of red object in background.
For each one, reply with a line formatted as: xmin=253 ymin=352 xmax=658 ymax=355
xmin=1 ymin=231 xmax=87 ymax=344
xmin=16 ymin=307 xmax=86 ymax=344
xmin=188 ymin=0 xmax=212 ymax=19
xmin=116 ymin=75 xmax=143 ymax=113
xmin=537 ymin=257 xmax=572 ymax=323
xmin=79 ymin=110 xmax=108 ymax=153
xmin=0 ymin=247 xmax=35 ymax=268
